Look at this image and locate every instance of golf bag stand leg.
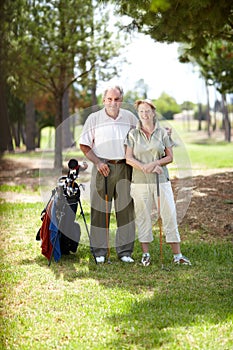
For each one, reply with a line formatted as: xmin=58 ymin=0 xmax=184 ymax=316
xmin=78 ymin=198 xmax=97 ymax=264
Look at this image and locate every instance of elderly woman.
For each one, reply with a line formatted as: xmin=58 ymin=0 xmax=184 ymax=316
xmin=125 ymin=99 xmax=191 ymax=266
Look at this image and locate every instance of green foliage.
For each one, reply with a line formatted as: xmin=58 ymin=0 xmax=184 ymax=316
xmin=8 ymin=0 xmax=92 ymax=99
xmin=179 ymin=39 xmax=233 ymax=95
xmin=155 ymin=92 xmax=181 ymax=119
xmin=150 ymin=0 xmax=171 ymax=12
xmin=180 ymin=101 xmax=196 ymax=111
xmin=123 ymin=90 xmax=182 ymax=120
xmin=112 ymin=0 xmax=233 ymax=96
xmin=3 ymin=0 xmax=131 ymax=164
xmin=199 ymin=41 xmax=233 ymax=94
xmin=6 ymin=0 xmax=129 ymax=103
xmin=113 ymin=0 xmax=233 ymax=49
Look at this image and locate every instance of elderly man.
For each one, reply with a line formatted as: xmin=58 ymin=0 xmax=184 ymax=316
xmin=79 ymin=85 xmax=137 ymax=263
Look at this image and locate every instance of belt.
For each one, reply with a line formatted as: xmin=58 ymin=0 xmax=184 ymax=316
xmin=107 ymin=159 xmax=126 ymax=164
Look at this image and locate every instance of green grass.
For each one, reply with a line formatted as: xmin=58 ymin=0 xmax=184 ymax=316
xmin=0 ymin=184 xmax=27 ymax=193
xmin=161 ymin=120 xmax=233 ymax=172
xmin=0 ymin=201 xmax=232 ymax=349
xmin=40 ymin=125 xmax=83 ymax=150
xmin=0 ymin=184 xmax=41 ymax=195
xmin=185 ymin=143 xmax=233 ymax=169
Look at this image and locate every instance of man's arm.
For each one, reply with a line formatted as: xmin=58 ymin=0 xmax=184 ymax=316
xmin=79 ymin=144 xmax=110 ymax=177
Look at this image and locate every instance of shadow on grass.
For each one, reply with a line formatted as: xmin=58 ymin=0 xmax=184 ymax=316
xmin=104 ymin=267 xmax=232 ymax=349
xmin=89 ymin=242 xmax=232 ymax=349
xmin=19 ymin=239 xmax=233 ymax=348
xmin=50 ymin=242 xmax=232 ymax=348
xmin=32 ymin=238 xmax=233 ymax=285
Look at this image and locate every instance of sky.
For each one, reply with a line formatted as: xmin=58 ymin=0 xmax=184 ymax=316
xmin=97 ymin=33 xmax=218 ymax=106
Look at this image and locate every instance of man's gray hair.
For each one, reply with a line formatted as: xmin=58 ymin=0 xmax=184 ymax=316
xmin=103 ymin=85 xmax=124 ymax=98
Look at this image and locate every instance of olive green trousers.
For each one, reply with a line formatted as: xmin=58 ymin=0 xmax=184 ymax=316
xmin=90 ymin=163 xmax=135 ymax=258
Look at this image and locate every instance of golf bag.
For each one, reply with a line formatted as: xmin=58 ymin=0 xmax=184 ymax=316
xmin=36 ymin=159 xmax=86 ymax=265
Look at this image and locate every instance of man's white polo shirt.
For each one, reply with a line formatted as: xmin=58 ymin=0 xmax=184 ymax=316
xmin=80 ymin=107 xmax=137 ymax=160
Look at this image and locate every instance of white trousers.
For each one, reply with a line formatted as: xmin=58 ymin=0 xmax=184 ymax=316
xmin=130 ymin=182 xmax=181 ymax=243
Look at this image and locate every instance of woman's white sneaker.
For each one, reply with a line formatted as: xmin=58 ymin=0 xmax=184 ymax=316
xmin=173 ymin=255 xmax=191 ymax=265
xmin=141 ymin=253 xmax=151 ymax=266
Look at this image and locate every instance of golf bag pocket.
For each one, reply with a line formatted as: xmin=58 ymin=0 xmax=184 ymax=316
xmin=37 ymin=192 xmax=81 ymax=262
xmin=60 ymin=222 xmax=80 ymax=255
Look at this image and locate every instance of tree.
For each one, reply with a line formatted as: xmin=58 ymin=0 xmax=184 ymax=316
xmin=12 ymin=0 xmax=95 ymax=168
xmin=155 ymin=92 xmax=181 ymax=119
xmin=5 ymin=0 xmax=128 ymax=167
xmin=25 ymin=99 xmax=36 ymax=150
xmin=110 ymin=0 xmax=233 ymax=140
xmin=123 ymin=79 xmax=149 ymax=105
xmin=0 ymin=78 xmax=14 ymax=152
xmin=179 ymin=40 xmax=233 ymax=95
xmin=111 ymin=0 xmax=233 ymax=55
xmin=74 ymin=2 xmax=128 ymax=121
xmin=7 ymin=87 xmax=25 ymax=148
xmin=0 ymin=0 xmax=15 ymax=152
xmin=179 ymin=40 xmax=233 ymax=141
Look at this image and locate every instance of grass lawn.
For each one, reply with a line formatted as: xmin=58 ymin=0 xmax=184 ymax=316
xmin=0 ymin=199 xmax=232 ymax=350
xmin=164 ymin=120 xmax=233 ymax=171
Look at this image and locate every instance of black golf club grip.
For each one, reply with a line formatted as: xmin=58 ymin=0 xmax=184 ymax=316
xmin=104 ymin=176 xmax=108 ymax=195
xmin=156 ymin=173 xmax=160 ymax=196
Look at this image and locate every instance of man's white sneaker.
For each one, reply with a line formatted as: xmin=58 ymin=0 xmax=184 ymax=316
xmin=120 ymin=256 xmax=134 ymax=263
xmin=96 ymin=256 xmax=105 ymax=263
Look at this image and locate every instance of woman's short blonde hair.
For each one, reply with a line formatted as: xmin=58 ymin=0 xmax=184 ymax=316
xmin=134 ymin=99 xmax=156 ymax=111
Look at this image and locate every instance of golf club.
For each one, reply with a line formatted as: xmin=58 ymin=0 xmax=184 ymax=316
xmin=104 ymin=176 xmax=111 ymax=264
xmin=156 ymin=172 xmax=170 ymax=271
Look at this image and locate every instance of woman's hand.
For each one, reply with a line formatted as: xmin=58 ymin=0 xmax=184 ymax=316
xmin=152 ymin=165 xmax=163 ymax=174
xmin=142 ymin=161 xmax=160 ymax=173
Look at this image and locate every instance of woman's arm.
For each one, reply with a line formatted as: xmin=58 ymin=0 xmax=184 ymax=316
xmin=157 ymin=147 xmax=173 ymax=166
xmin=151 ymin=147 xmax=173 ymax=174
xmin=126 ymin=145 xmax=173 ymax=174
xmin=125 ymin=146 xmax=162 ymax=175
xmin=125 ymin=146 xmax=144 ymax=171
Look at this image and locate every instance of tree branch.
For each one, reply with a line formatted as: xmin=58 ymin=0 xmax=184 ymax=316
xmin=64 ymin=64 xmax=95 ymax=92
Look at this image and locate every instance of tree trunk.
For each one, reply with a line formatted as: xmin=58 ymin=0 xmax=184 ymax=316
xmin=212 ymin=109 xmax=217 ymax=132
xmin=62 ymin=86 xmax=74 ymax=148
xmin=36 ymin=128 xmax=41 ymax=148
xmin=205 ymin=80 xmax=211 ymax=137
xmin=20 ymin=123 xmax=26 ymax=146
xmin=0 ymin=75 xmax=13 ymax=152
xmin=222 ymin=93 xmax=231 ymax=142
xmin=197 ymin=103 xmax=202 ymax=131
xmin=25 ymin=99 xmax=36 ymax=150
xmin=91 ymin=82 xmax=98 ymax=106
xmin=54 ymin=95 xmax=63 ymax=169
xmin=12 ymin=122 xmax=20 ymax=148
